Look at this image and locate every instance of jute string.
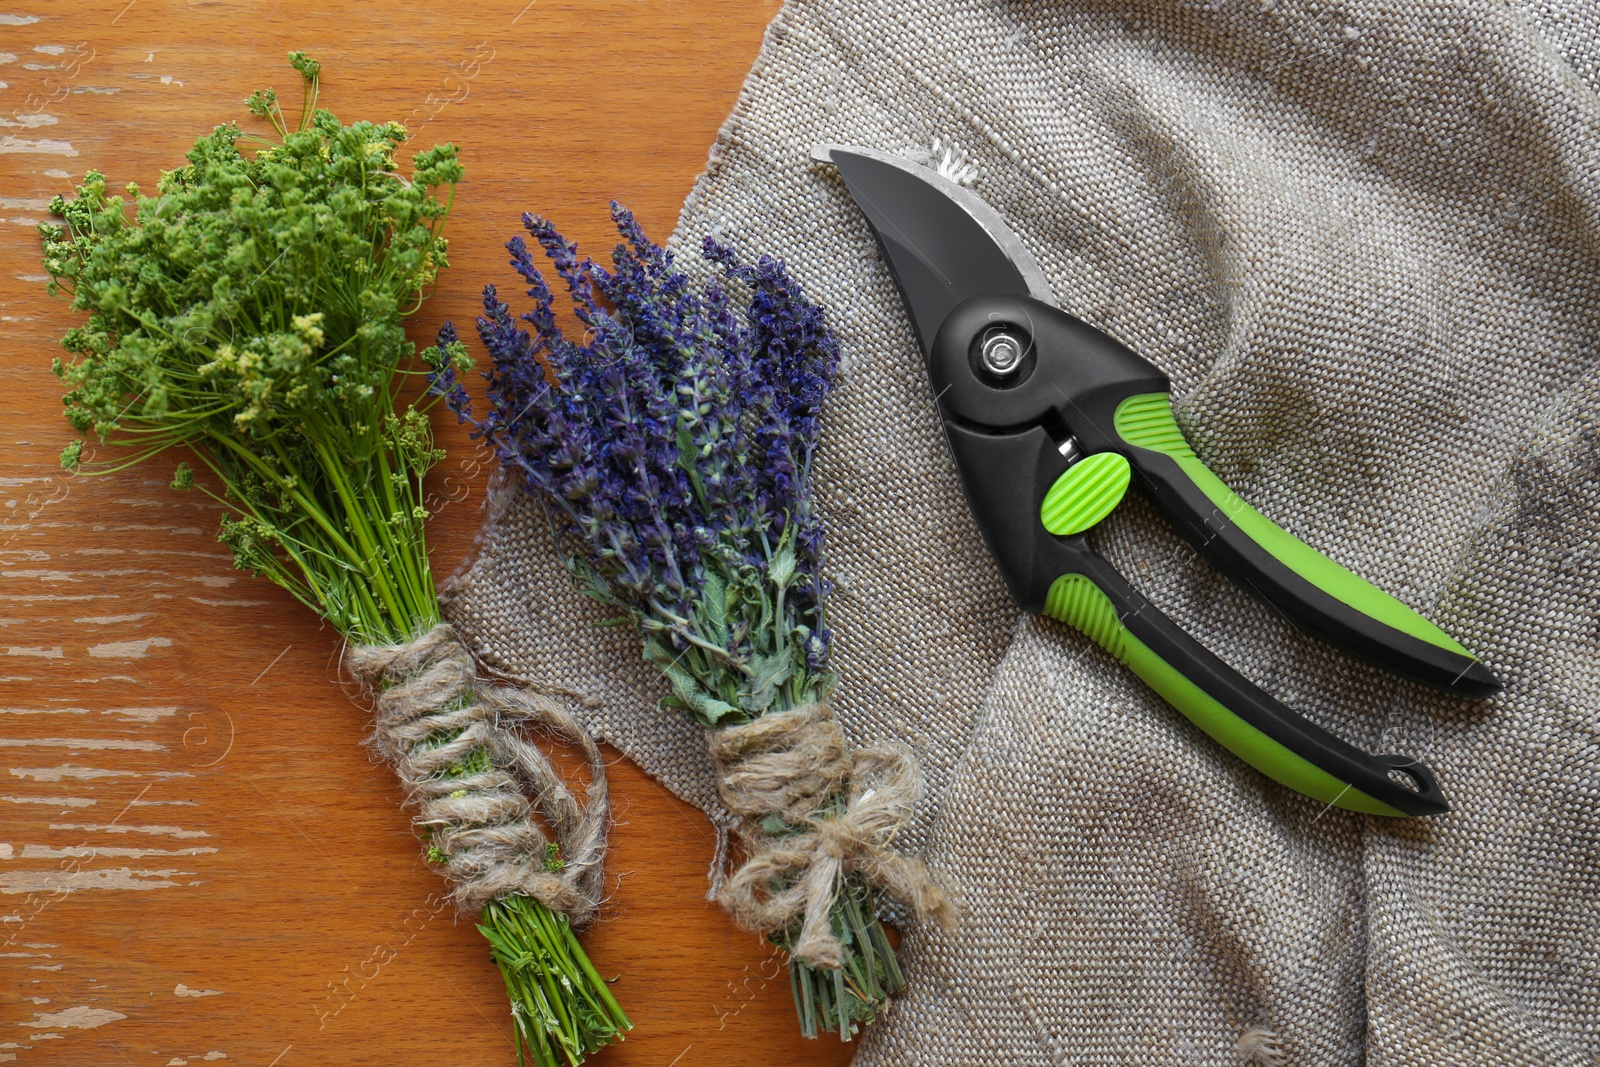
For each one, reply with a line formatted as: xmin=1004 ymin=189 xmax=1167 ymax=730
xmin=709 ymin=702 xmax=955 ymax=969
xmin=347 ymin=624 xmax=609 ymax=927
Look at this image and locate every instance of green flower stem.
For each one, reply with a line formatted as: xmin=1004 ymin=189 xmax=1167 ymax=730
xmin=370 ymin=446 xmax=428 ymax=620
xmin=203 ymin=432 xmax=388 ymax=627
xmin=784 ymin=874 xmax=906 ymax=1041
xmin=480 ymin=895 xmax=631 ymax=1067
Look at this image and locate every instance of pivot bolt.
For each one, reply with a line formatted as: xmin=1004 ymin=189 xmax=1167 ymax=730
xmin=979 ymin=330 xmax=1025 ymax=377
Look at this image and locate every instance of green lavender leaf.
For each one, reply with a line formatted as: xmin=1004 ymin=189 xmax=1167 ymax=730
xmin=700 ymin=571 xmax=729 ymax=646
xmin=768 ymin=540 xmax=796 ymax=590
xmin=742 ymin=649 xmax=793 ymax=713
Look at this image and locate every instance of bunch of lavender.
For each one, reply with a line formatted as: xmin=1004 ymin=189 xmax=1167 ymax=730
xmin=41 ymin=55 xmax=627 ymax=1067
xmin=434 ymin=206 xmax=947 ymax=1039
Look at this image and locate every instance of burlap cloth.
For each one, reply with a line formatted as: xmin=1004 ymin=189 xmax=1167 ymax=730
xmin=443 ymin=0 xmax=1600 ymax=1061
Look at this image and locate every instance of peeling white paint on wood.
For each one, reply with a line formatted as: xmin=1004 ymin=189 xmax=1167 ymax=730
xmin=0 ymin=519 xmax=76 ymax=535
xmin=0 ymin=705 xmax=87 ymax=715
xmin=19 ymin=1005 xmax=127 ymax=1029
xmin=21 ymin=844 xmax=215 ymax=859
xmin=75 ymin=547 xmax=230 ymax=561
xmin=6 ymin=568 xmax=234 ymax=587
xmin=102 ymin=705 xmax=177 ymax=722
xmin=48 ymin=822 xmax=207 ymax=838
xmin=0 ymin=795 xmax=95 ymax=807
xmin=174 ymin=983 xmax=222 ymax=997
xmin=2 ymin=646 xmax=62 ymax=658
xmin=88 ymin=522 xmax=205 ymax=536
xmin=87 ymin=637 xmax=172 ymax=658
xmin=0 ymin=867 xmax=193 ymax=894
xmin=9 ymin=765 xmax=191 ymax=782
xmin=0 ymin=737 xmax=163 ymax=750
xmin=0 ymin=138 xmax=77 ymax=157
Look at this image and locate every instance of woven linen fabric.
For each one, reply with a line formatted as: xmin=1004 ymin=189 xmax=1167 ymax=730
xmin=443 ymin=0 xmax=1600 ymax=1061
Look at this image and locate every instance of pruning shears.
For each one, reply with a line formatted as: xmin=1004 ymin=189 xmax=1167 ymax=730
xmin=816 ymin=144 xmax=1500 ymax=817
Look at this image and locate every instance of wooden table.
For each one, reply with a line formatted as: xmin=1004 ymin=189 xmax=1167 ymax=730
xmin=0 ymin=4 xmax=857 ymax=1064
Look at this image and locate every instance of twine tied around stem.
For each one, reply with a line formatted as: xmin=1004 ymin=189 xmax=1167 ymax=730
xmin=346 ymin=624 xmax=609 ymax=927
xmin=709 ymin=702 xmax=955 ymax=970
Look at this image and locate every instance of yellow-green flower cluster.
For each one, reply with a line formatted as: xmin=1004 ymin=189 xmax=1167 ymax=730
xmin=40 ymin=55 xmax=461 ymax=640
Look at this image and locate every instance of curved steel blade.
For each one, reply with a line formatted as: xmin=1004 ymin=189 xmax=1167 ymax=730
xmin=814 ymin=143 xmax=1054 ymax=360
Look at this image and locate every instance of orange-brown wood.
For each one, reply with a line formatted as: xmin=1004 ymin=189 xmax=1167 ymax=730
xmin=0 ymin=3 xmax=856 ymax=1064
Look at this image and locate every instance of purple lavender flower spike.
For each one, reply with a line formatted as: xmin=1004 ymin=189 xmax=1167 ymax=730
xmin=422 ymin=320 xmax=470 ymax=413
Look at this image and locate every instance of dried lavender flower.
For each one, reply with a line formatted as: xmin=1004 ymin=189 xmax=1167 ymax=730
xmin=449 ymin=204 xmax=840 ymax=720
xmin=439 ymin=207 xmax=943 ymax=1040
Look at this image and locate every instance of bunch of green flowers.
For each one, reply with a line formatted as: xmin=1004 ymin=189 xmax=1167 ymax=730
xmin=41 ymin=54 xmax=627 ymax=1066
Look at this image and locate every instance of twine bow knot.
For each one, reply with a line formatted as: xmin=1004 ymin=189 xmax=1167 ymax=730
xmin=709 ymin=702 xmax=955 ymax=970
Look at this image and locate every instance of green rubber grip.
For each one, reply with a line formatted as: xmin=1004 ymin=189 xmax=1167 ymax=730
xmin=1113 ymin=393 xmax=1471 ymax=659
xmin=1040 ymin=451 xmax=1132 ymax=535
xmin=1044 ymin=573 xmax=1408 ymax=816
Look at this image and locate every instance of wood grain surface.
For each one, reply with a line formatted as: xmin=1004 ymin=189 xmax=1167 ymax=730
xmin=0 ymin=4 xmax=858 ymax=1064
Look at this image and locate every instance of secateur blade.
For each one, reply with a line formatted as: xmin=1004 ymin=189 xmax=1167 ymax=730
xmin=812 ymin=143 xmax=1053 ymax=359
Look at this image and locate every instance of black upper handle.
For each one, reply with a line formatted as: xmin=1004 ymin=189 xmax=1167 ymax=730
xmin=1127 ymin=446 xmax=1501 ymax=697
